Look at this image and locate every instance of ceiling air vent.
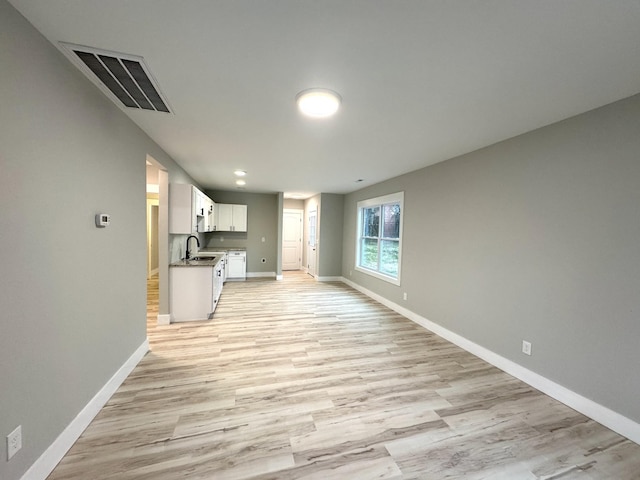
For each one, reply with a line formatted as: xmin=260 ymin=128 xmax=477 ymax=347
xmin=60 ymin=43 xmax=171 ymax=113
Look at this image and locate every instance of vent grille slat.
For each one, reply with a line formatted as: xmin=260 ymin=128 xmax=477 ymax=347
xmin=98 ymin=55 xmax=154 ymax=110
xmin=67 ymin=45 xmax=171 ymax=114
xmin=74 ymin=51 xmax=138 ymax=108
xmin=122 ymin=60 xmax=170 ymax=113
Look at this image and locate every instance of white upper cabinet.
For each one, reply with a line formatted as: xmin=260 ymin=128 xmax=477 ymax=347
xmin=203 ymin=197 xmax=215 ymax=232
xmin=169 ymin=183 xmax=215 ymax=234
xmin=214 ymin=203 xmax=247 ymax=232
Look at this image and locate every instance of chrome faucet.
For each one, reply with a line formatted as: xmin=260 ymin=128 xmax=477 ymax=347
xmin=185 ymin=235 xmax=200 ymax=260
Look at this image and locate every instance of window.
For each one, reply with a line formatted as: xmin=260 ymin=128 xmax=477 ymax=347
xmin=356 ymin=192 xmax=403 ymax=285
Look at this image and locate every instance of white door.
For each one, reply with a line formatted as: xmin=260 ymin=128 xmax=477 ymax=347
xmin=282 ymin=209 xmax=302 ymax=270
xmin=307 ymin=208 xmax=317 ymax=277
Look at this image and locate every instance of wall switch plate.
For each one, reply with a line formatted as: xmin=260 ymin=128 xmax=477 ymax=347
xmin=403 ymin=292 xmax=408 ymax=301
xmin=522 ymin=340 xmax=532 ymax=356
xmin=7 ymin=425 xmax=22 ymax=460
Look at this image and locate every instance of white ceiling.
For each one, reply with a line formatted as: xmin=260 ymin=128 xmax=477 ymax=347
xmin=10 ymin=0 xmax=640 ymax=196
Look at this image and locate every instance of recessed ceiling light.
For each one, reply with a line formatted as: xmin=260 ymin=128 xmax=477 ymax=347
xmin=235 ymin=179 xmax=246 ymax=186
xmin=234 ymin=170 xmax=247 ymax=177
xmin=296 ymin=88 xmax=341 ymax=118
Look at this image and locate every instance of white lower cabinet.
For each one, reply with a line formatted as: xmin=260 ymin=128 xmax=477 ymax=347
xmin=213 ymin=262 xmax=223 ymax=304
xmin=227 ymin=250 xmax=246 ymax=279
xmin=170 ymin=263 xmax=224 ymax=322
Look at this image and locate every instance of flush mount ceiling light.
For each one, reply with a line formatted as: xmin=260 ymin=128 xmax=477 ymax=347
xmin=235 ymin=179 xmax=246 ymax=186
xmin=234 ymin=170 xmax=247 ymax=177
xmin=296 ymin=88 xmax=341 ymax=118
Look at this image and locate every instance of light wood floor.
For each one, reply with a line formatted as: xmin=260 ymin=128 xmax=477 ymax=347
xmin=47 ymin=272 xmax=640 ymax=479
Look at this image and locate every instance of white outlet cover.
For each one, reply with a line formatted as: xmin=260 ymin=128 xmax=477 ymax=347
xmin=7 ymin=425 xmax=22 ymax=460
xmin=522 ymin=341 xmax=532 ymax=356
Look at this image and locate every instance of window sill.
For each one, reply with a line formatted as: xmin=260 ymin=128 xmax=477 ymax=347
xmin=354 ymin=266 xmax=401 ymax=286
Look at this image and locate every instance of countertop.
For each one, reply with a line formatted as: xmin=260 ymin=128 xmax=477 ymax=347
xmin=170 ymin=247 xmax=245 ymax=267
xmin=200 ymin=247 xmax=246 ymax=253
xmin=170 ymin=257 xmax=223 ymax=268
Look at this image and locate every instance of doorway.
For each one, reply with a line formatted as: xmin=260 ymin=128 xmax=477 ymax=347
xmin=146 ymin=155 xmax=169 ymax=326
xmin=147 ymin=202 xmax=159 ymax=277
xmin=307 ymin=208 xmax=317 ymax=277
xmin=282 ymin=209 xmax=303 ymax=270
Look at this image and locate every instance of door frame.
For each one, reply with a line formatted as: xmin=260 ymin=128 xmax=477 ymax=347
xmin=307 ymin=207 xmax=318 ymax=277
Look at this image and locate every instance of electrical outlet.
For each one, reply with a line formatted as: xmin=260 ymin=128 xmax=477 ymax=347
xmin=7 ymin=425 xmax=22 ymax=460
xmin=403 ymin=292 xmax=408 ymax=301
xmin=522 ymin=340 xmax=532 ymax=356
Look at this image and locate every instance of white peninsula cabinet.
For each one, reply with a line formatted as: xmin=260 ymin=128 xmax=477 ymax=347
xmin=214 ymin=203 xmax=247 ymax=232
xmin=170 ymin=261 xmax=223 ymax=322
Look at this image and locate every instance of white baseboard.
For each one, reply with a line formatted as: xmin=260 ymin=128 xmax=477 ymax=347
xmin=317 ymin=276 xmax=343 ymax=282
xmin=246 ymin=272 xmax=276 ymax=278
xmin=157 ymin=314 xmax=171 ymax=325
xmin=341 ymin=277 xmax=640 ymax=445
xmin=22 ymin=339 xmax=150 ymax=480
xmin=276 ymin=274 xmax=283 ymax=281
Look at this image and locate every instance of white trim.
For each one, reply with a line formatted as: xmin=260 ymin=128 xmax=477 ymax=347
xmin=22 ymin=339 xmax=149 ymax=480
xmin=247 ymin=272 xmax=276 ymax=278
xmin=283 ymin=208 xmax=304 ymax=271
xmin=276 ymin=274 xmax=284 ymax=281
xmin=355 ymin=191 xmax=403 ymax=286
xmin=157 ymin=314 xmax=171 ymax=325
xmin=340 ymin=277 xmax=640 ymax=445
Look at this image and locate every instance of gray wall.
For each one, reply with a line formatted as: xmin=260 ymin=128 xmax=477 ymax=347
xmin=283 ymin=198 xmax=304 ymax=209
xmin=318 ymin=193 xmax=344 ymax=278
xmin=0 ymin=2 xmax=196 ymax=478
xmin=343 ymin=94 xmax=640 ymax=423
xmin=204 ymin=190 xmax=279 ymax=274
xmin=303 ymin=194 xmax=344 ymax=278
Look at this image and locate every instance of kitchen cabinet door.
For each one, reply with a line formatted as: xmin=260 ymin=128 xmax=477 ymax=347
xmin=204 ymin=197 xmax=215 ymax=232
xmin=169 ymin=183 xmax=198 ymax=234
xmin=215 ymin=204 xmax=233 ymax=231
xmin=214 ymin=203 xmax=247 ymax=231
xmin=227 ymin=252 xmax=246 ymax=279
xmin=232 ymin=204 xmax=247 ymax=232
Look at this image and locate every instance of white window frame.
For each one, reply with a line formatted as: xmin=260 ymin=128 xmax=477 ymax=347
xmin=355 ymin=192 xmax=404 ymax=286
